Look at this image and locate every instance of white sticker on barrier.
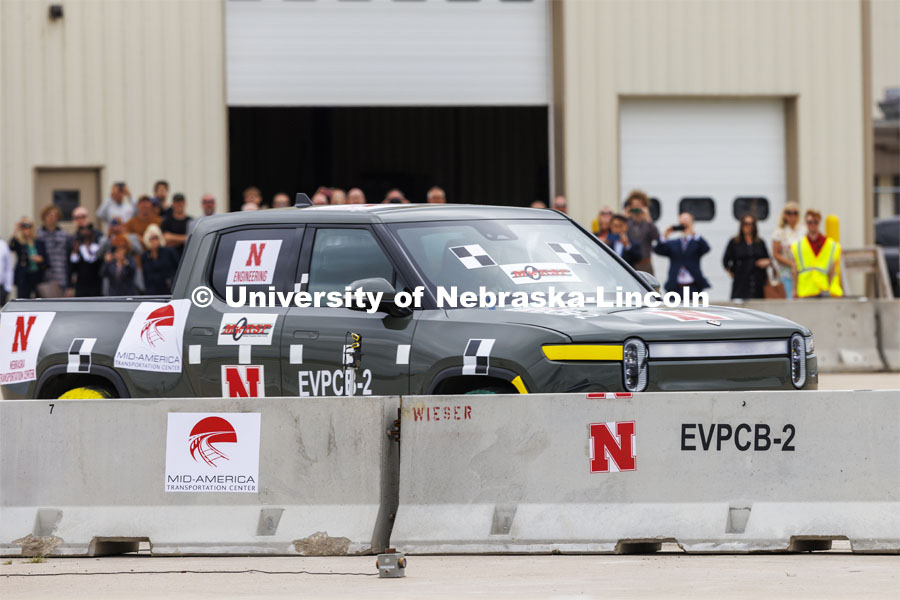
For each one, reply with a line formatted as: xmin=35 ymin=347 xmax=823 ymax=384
xmin=227 ymin=240 xmax=283 ymax=285
xmin=589 ymin=421 xmax=636 ymax=473
xmin=0 ymin=312 xmax=56 ymax=384
xmin=221 ymin=365 xmax=265 ymax=398
xmin=165 ymin=412 xmax=261 ymax=493
xmin=114 ymin=300 xmax=190 ymax=373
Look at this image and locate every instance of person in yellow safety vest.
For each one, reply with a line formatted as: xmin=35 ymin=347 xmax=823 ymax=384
xmin=790 ymin=209 xmax=843 ymax=298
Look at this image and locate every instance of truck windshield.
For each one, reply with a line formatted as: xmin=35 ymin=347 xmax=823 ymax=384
xmin=388 ymin=219 xmax=646 ymax=298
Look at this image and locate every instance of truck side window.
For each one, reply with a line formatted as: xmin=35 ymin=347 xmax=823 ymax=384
xmin=307 ymin=228 xmax=396 ymax=293
xmin=210 ymin=228 xmax=300 ymax=298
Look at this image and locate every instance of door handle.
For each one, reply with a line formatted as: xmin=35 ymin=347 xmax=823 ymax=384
xmin=190 ymin=327 xmax=215 ymax=336
xmin=293 ymin=330 xmax=319 ymax=340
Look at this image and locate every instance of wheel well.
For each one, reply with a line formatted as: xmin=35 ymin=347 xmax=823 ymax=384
xmin=432 ymin=376 xmax=516 ymax=395
xmin=38 ymin=374 xmax=120 ymax=399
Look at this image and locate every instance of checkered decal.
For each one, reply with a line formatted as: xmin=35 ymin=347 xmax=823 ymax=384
xmin=547 ymin=242 xmax=588 ymax=265
xmin=463 ymin=338 xmax=495 ymax=375
xmin=67 ymin=338 xmax=96 ymax=374
xmin=450 ymin=245 xmax=496 ymax=269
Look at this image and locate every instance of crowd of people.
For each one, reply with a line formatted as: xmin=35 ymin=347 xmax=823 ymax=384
xmin=593 ymin=190 xmax=843 ymax=300
xmin=0 ymin=182 xmax=456 ymax=303
xmin=0 ymin=181 xmax=843 ymax=304
xmin=0 ymin=180 xmax=219 ymax=303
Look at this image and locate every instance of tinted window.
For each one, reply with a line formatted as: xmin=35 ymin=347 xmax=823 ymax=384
xmin=875 ymin=217 xmax=900 ymax=247
xmin=211 ymin=228 xmax=301 ymax=298
xmin=733 ymin=197 xmax=770 ymax=221
xmin=307 ymin=228 xmax=395 ymax=293
xmin=679 ymin=197 xmax=715 ymax=221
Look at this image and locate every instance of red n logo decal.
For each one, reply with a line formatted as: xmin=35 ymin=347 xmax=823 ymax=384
xmin=245 ymin=243 xmax=266 ymax=267
xmin=224 ymin=366 xmax=262 ymax=398
xmin=589 ymin=421 xmax=636 ymax=473
xmin=12 ymin=316 xmax=37 ymax=352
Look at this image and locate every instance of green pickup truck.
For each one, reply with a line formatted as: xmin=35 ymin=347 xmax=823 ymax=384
xmin=0 ymin=203 xmax=816 ymax=400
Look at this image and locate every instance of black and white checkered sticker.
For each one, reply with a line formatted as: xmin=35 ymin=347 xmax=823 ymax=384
xmin=547 ymin=242 xmax=588 ymax=265
xmin=450 ymin=245 xmax=496 ymax=269
xmin=463 ymin=338 xmax=495 ymax=375
xmin=67 ymin=338 xmax=96 ymax=373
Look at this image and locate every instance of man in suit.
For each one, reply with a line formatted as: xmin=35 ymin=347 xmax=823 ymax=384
xmin=653 ymin=212 xmax=710 ymax=295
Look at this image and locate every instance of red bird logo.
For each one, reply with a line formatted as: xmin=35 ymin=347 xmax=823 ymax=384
xmin=189 ymin=416 xmax=238 ymax=467
xmin=140 ymin=305 xmax=175 ymax=348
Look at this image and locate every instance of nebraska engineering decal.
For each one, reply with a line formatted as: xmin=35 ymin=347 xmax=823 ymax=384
xmin=500 ymin=263 xmax=581 ymax=284
xmin=114 ymin=300 xmax=190 ymax=373
xmin=221 ymin=365 xmax=265 ymax=398
xmin=217 ymin=314 xmax=278 ymax=345
xmin=0 ymin=312 xmax=56 ymax=384
xmin=589 ymin=421 xmax=636 ymax=473
xmin=165 ymin=413 xmax=261 ymax=493
xmin=227 ymin=240 xmax=283 ymax=285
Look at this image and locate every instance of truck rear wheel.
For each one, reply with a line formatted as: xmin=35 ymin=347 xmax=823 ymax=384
xmin=464 ymin=385 xmax=516 ymax=395
xmin=57 ymin=386 xmax=112 ymax=400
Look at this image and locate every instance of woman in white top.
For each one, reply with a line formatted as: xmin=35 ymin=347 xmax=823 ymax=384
xmin=771 ymin=202 xmax=805 ymax=299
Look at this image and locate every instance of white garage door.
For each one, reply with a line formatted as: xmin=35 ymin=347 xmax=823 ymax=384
xmin=226 ymin=0 xmax=550 ymax=106
xmin=620 ymin=99 xmax=787 ymax=301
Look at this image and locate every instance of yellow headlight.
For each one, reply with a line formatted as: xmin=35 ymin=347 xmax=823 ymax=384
xmin=542 ymin=345 xmax=624 ymax=361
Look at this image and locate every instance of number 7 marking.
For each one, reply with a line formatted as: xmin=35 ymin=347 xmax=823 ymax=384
xmin=49 ymin=403 xmax=54 ymax=414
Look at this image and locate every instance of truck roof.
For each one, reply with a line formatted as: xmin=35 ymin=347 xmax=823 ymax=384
xmin=190 ymin=204 xmax=566 ymax=237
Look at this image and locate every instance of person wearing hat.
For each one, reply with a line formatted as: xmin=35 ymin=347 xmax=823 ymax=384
xmin=161 ymin=193 xmax=193 ymax=260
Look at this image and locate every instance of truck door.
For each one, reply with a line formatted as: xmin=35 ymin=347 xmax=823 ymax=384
xmin=183 ymin=225 xmax=303 ymax=397
xmin=281 ymin=226 xmax=418 ymax=398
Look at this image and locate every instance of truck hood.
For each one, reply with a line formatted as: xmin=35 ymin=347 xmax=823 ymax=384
xmin=448 ymin=305 xmax=809 ymax=343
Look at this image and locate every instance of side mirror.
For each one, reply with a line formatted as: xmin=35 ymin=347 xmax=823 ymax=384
xmin=347 ymin=277 xmax=412 ymax=317
xmin=637 ymin=271 xmax=661 ymax=293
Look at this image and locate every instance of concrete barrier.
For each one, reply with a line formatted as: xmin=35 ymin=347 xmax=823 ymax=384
xmin=392 ymin=392 xmax=899 ymax=554
xmin=723 ymin=299 xmax=888 ymax=372
xmin=876 ymin=300 xmax=900 ymax=371
xmin=0 ymin=396 xmax=400 ymax=556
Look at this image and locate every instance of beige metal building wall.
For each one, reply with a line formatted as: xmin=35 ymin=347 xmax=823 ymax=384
xmin=558 ymin=0 xmax=869 ymax=248
xmin=871 ymin=0 xmax=899 ymax=109
xmin=0 ymin=0 xmax=227 ymax=232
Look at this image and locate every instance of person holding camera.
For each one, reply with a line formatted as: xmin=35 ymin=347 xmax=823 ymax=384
xmin=67 ymin=207 xmax=104 ymax=297
xmin=653 ymin=212 xmax=711 ymax=296
xmin=624 ymin=190 xmax=660 ymax=275
xmin=100 ymin=235 xmax=139 ymax=297
xmin=9 ymin=218 xmax=49 ymax=299
xmin=606 ymin=214 xmax=642 ymax=266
